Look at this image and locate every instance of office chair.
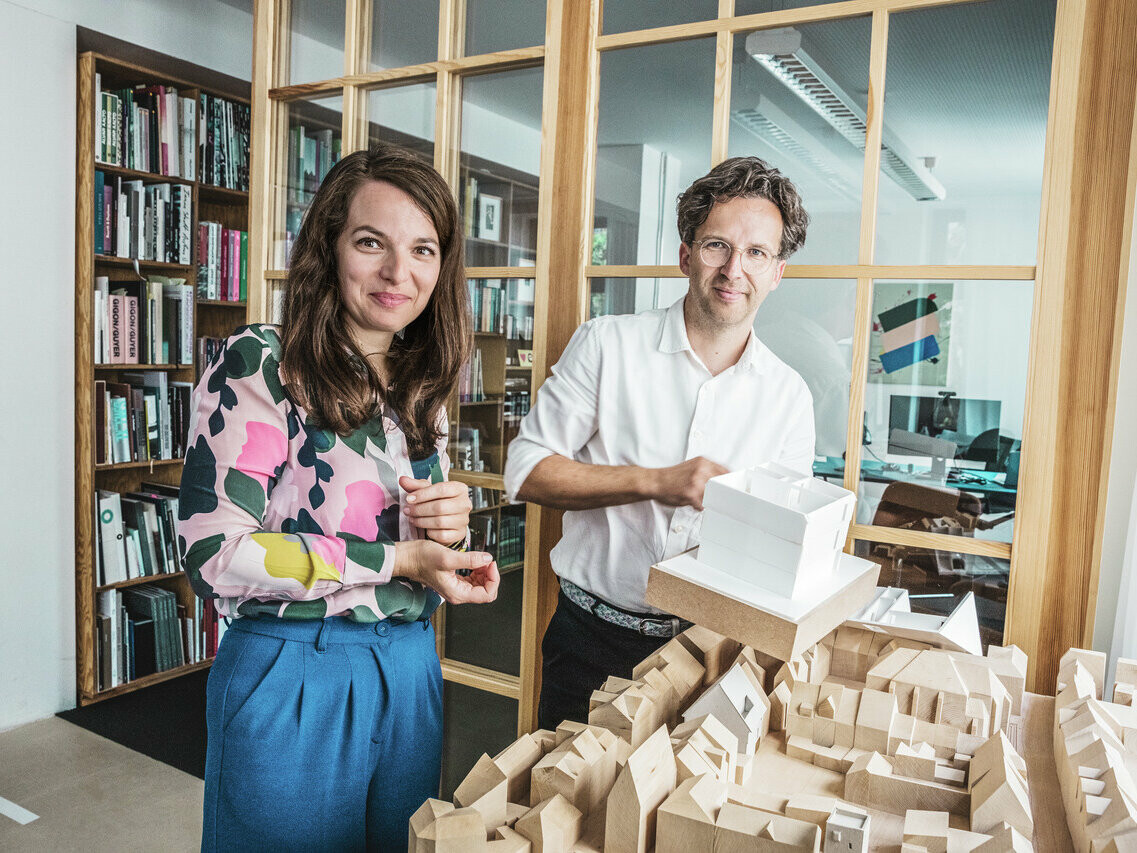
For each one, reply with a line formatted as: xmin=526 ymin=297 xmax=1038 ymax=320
xmin=959 ymin=428 xmax=1015 ymax=472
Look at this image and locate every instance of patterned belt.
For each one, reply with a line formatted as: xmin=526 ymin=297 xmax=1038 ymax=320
xmin=559 ymin=577 xmax=691 ymax=638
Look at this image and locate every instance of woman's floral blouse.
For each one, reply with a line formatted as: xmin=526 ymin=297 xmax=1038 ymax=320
xmin=178 ymin=324 xmax=449 ymax=622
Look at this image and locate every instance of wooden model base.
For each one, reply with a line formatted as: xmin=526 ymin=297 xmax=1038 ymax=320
xmin=645 ymin=551 xmax=880 ymax=660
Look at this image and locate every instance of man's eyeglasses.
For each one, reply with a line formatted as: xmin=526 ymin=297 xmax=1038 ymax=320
xmin=691 ymin=239 xmax=779 ymax=276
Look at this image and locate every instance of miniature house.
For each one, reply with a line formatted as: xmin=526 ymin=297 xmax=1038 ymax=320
xmin=682 ymin=661 xmax=770 ymax=755
xmin=824 ymin=806 xmax=870 ymax=853
xmin=698 ymin=462 xmax=857 ymax=600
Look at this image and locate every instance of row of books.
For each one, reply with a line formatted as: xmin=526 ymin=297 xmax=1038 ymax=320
xmin=199 ymin=93 xmax=251 ymax=191
xmin=503 ymin=388 xmax=531 ymax=426
xmin=498 ymin=513 xmax=525 ymax=568
xmin=458 ymin=349 xmax=488 ymax=403
xmin=95 ymin=171 xmax=192 ymax=263
xmin=95 ymin=76 xmax=196 ymax=179
xmin=467 ymin=511 xmax=525 ymax=568
xmin=196 ymin=336 xmax=226 ymax=374
xmin=454 ymin=426 xmax=486 ymax=473
xmin=288 ymin=124 xmax=340 ymax=204
xmin=469 ymin=279 xmax=505 ymax=334
xmin=469 ymin=486 xmax=502 ymax=511
xmin=198 ymin=222 xmax=248 ymax=301
xmin=97 ymin=585 xmax=223 ymax=690
xmin=94 ymin=373 xmax=192 ymax=465
xmin=94 ymin=275 xmax=193 ymax=365
xmin=96 ymin=484 xmax=181 ymax=585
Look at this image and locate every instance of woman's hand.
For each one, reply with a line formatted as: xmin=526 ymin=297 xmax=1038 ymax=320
xmin=394 ymin=539 xmax=499 ymax=605
xmin=400 ymin=476 xmax=471 ymax=546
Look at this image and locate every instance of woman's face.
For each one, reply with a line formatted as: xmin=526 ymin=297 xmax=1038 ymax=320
xmin=336 ymin=179 xmax=442 ymax=350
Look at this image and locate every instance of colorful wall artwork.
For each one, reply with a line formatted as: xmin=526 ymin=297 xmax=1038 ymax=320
xmin=869 ymin=282 xmax=952 ymax=386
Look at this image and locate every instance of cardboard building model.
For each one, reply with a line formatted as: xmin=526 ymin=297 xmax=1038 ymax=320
xmin=646 ymin=463 xmax=880 ymax=660
xmin=1052 ymin=648 xmax=1137 ymax=853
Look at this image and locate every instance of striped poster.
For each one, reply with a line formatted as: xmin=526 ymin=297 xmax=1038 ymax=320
xmin=877 ymin=296 xmax=941 ymax=374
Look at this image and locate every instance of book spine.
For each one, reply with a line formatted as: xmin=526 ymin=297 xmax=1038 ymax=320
xmin=181 ymin=284 xmax=194 ymax=365
xmin=125 ymin=296 xmax=139 ymax=364
xmin=109 ymin=293 xmax=125 ymax=364
xmin=239 ymin=231 xmax=248 ymax=302
xmin=94 ymin=171 xmax=104 ymax=254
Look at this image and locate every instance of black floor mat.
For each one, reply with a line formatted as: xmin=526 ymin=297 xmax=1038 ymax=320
xmin=57 ymin=669 xmax=208 ymax=779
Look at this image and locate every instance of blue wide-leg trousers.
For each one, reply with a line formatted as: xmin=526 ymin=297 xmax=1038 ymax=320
xmin=201 ymin=615 xmax=442 ymax=852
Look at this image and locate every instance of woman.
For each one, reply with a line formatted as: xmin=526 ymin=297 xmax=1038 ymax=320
xmin=179 ymin=143 xmax=499 ymax=852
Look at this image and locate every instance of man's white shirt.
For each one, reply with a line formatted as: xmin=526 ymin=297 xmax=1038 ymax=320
xmin=504 ymin=296 xmax=816 ymax=614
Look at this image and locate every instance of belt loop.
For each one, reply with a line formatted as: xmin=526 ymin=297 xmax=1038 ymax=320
xmin=315 ymin=619 xmax=331 ymax=653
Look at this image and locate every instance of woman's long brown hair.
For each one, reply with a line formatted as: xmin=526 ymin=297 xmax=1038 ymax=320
xmin=280 ymin=143 xmax=471 ymax=459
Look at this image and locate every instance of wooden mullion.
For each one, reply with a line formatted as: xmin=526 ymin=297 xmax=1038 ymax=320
xmin=1007 ymin=0 xmax=1137 ymax=692
xmin=711 ymin=29 xmax=734 ymax=167
xmin=517 ymin=0 xmax=603 ymax=735
xmin=1085 ymin=72 xmax=1137 ymax=649
xmin=466 ymin=266 xmax=544 ymax=279
xmin=342 ymin=0 xmax=370 ymax=151
xmin=850 ymin=525 xmax=1013 ymax=560
xmin=842 ymin=9 xmax=889 ymax=519
xmin=594 ymin=0 xmax=987 ymax=52
xmin=440 ymin=660 xmax=522 ymax=699
xmin=248 ymin=0 xmax=286 ymax=321
xmin=586 ymin=264 xmax=1037 ymax=280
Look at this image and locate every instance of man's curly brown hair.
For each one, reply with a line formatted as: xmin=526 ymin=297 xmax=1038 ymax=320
xmin=676 ymin=156 xmax=809 ymax=259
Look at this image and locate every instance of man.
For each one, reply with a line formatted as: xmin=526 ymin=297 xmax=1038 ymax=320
xmin=503 ymin=156 xmax=816 ymax=730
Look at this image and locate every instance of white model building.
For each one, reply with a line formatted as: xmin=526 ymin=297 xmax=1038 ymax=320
xmin=847 ymin=587 xmax=983 ymax=656
xmin=647 ymin=463 xmax=879 ymax=660
xmin=698 ymin=462 xmax=857 ymax=599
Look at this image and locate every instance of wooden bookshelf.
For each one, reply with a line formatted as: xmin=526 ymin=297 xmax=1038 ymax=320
xmin=74 ymin=50 xmax=250 ymax=705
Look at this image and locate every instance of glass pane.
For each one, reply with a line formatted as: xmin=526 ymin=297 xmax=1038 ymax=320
xmin=441 ymin=682 xmax=517 ymax=799
xmin=273 ymin=96 xmax=344 ymax=268
xmin=455 ymin=279 xmax=535 ymax=476
xmin=603 ymin=0 xmax=716 ymax=34
xmin=369 ymin=0 xmax=438 ymax=70
xmin=459 ymin=67 xmax=543 ymax=267
xmin=364 ymin=83 xmax=436 ymax=162
xmin=465 ymin=0 xmax=546 ymax=55
xmin=854 ymin=539 xmax=1009 ymax=650
xmin=755 ymin=278 xmax=856 ymax=462
xmin=857 ymin=279 xmax=1033 ymax=545
xmin=287 ymin=0 xmax=345 ymax=84
xmin=594 ymin=40 xmax=716 ymax=266
xmin=729 ymin=17 xmax=871 ymax=265
xmin=875 ymin=0 xmax=1056 ymax=264
xmin=588 ymin=277 xmax=688 ymax=319
xmin=442 ymin=496 xmax=525 ymax=676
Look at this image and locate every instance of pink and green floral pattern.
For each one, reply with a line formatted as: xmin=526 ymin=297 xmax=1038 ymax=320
xmin=179 ymin=324 xmax=447 ymax=623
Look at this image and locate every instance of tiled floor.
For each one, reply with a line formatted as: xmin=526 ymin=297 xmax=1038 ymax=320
xmin=0 ymin=716 xmax=202 ymax=852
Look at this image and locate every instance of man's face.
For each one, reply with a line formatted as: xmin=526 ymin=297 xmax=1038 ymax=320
xmin=679 ymin=195 xmax=787 ymax=332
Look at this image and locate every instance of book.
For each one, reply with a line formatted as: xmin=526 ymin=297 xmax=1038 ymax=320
xmin=97 ymin=491 xmax=129 ymax=585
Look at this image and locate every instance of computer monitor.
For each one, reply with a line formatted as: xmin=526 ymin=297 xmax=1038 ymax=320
xmin=888 ymin=393 xmax=1002 ymax=463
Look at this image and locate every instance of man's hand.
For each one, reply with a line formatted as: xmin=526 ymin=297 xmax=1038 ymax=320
xmin=394 ymin=540 xmax=500 ymax=605
xmin=400 ymin=476 xmax=471 ymax=546
xmin=649 ymin=456 xmax=729 ymax=511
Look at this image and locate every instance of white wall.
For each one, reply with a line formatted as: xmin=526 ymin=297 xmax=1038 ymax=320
xmin=0 ymin=0 xmax=252 ymax=732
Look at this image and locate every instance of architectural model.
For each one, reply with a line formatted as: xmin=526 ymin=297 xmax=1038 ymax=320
xmin=412 ymin=620 xmax=1061 ymax=851
xmin=645 ymin=464 xmax=879 ymax=660
xmin=1051 ymin=649 xmax=1137 ymax=853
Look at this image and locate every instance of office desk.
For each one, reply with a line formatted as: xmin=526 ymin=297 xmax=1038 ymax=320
xmin=812 ymin=459 xmax=1018 ymax=509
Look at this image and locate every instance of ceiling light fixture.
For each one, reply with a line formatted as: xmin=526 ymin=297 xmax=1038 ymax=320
xmin=746 ymin=27 xmax=946 ymax=202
